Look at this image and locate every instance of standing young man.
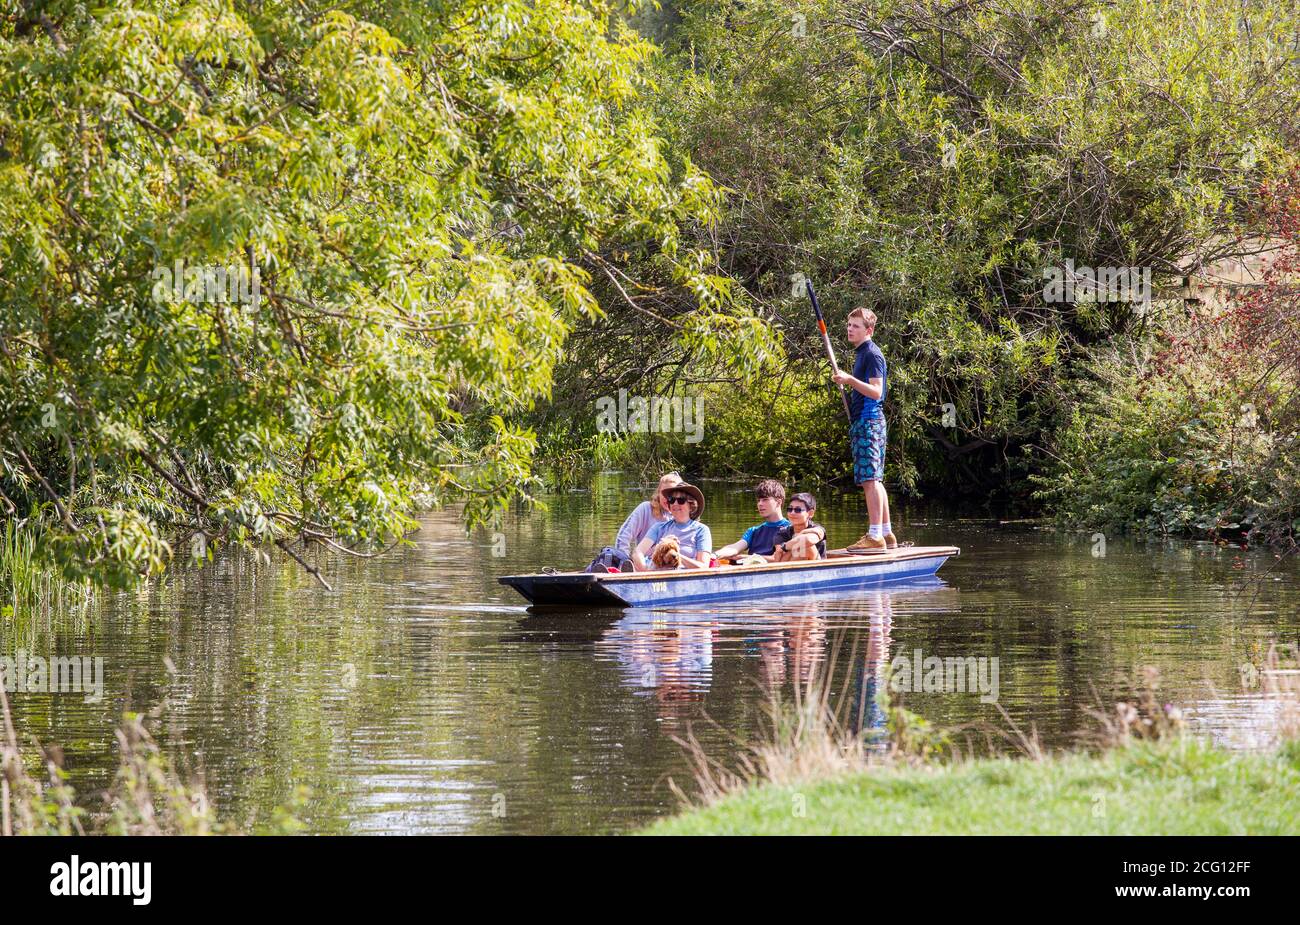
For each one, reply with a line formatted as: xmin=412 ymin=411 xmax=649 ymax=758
xmin=833 ymin=307 xmax=898 ymax=552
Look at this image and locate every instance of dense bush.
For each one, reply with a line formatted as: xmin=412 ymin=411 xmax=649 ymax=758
xmin=1034 ymin=335 xmax=1298 ymax=541
xmin=541 ymin=0 xmax=1299 ymax=502
xmin=1038 ymin=172 xmax=1300 ymax=545
xmin=676 ymin=370 xmax=857 ymax=484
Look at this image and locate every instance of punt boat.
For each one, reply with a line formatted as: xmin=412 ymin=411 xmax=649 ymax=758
xmin=499 ymin=545 xmax=959 ymax=608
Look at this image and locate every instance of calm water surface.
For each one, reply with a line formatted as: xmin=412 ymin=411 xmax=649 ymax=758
xmin=6 ymin=475 xmax=1300 ymax=833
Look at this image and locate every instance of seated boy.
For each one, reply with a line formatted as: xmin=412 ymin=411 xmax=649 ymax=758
xmin=714 ymin=479 xmax=790 ymax=560
xmin=771 ymin=492 xmax=827 ymax=562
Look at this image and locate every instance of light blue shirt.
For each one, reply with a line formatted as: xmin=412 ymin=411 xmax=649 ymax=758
xmin=644 ymin=518 xmax=713 ymax=561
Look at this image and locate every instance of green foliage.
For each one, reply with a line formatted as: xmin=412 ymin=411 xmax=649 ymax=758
xmin=613 ymin=0 xmax=1300 ymax=493
xmin=1034 ymin=315 xmax=1300 ymax=542
xmin=0 ymin=0 xmax=750 ymax=585
xmin=535 ymin=366 xmax=868 ymax=487
xmin=677 ymin=370 xmax=856 ymax=483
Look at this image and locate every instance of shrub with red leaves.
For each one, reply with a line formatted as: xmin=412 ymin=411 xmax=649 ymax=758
xmin=1222 ymin=168 xmax=1300 ymax=424
xmin=1043 ymin=170 xmax=1300 ymax=549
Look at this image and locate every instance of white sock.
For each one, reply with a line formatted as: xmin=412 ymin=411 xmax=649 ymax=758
xmin=883 ymin=522 xmax=892 ymax=536
xmin=869 ymin=524 xmax=883 ymax=540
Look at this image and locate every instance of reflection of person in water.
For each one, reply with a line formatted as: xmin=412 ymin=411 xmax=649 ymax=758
xmin=845 ymin=590 xmax=894 ymax=743
xmin=754 ymin=602 xmax=828 ymax=692
xmin=790 ymin=609 xmax=828 ymax=687
xmin=601 ymin=613 xmax=715 ymax=727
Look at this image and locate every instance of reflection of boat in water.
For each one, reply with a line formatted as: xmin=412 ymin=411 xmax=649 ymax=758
xmin=589 ymin=579 xmax=946 ymax=731
xmin=500 ymin=546 xmax=959 ymax=608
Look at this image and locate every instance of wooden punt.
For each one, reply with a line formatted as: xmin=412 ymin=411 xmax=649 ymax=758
xmin=499 ymin=545 xmax=959 ymax=608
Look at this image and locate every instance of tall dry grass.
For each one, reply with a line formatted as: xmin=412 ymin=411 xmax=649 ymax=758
xmin=668 ymin=635 xmax=955 ymax=808
xmin=671 ymin=649 xmax=1300 ymax=811
xmin=1257 ymin=643 xmax=1300 ymax=741
xmin=0 ymin=683 xmax=223 ymax=836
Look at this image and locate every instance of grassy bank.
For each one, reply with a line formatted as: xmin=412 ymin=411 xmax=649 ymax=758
xmin=643 ymin=738 xmax=1300 ymax=835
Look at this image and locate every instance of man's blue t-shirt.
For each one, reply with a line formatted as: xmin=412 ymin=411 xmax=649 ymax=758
xmin=741 ymin=519 xmax=791 ymax=556
xmin=645 ymin=518 xmax=713 ymax=561
xmin=850 ymin=339 xmax=887 ymax=421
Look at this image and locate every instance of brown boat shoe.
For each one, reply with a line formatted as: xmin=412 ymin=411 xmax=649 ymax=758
xmin=847 ymin=534 xmax=888 ymax=553
xmin=884 ymin=532 xmax=898 ymax=549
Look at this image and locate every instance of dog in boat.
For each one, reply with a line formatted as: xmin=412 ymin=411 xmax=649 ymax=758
xmin=651 ymin=535 xmax=681 ymax=569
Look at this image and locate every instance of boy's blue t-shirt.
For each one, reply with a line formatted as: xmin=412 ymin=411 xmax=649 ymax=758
xmin=850 ymin=339 xmax=887 ymax=421
xmin=645 ymin=518 xmax=713 ymax=560
xmin=742 ymin=518 xmax=792 ymax=556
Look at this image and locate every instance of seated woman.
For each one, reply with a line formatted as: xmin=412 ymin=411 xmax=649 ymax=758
xmin=614 ymin=472 xmax=682 ymax=557
xmin=770 ymin=492 xmax=826 ymax=562
xmin=633 ymin=483 xmax=713 ymax=570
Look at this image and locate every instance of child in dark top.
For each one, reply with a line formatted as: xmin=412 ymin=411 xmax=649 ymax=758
xmin=715 ymin=479 xmax=790 ymax=560
xmin=772 ymin=493 xmax=827 ymax=561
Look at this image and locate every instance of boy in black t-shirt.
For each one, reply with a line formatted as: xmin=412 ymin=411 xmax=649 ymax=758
xmin=772 ymin=492 xmax=827 ymax=561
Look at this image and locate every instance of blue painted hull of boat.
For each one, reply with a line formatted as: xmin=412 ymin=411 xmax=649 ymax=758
xmin=499 ymin=545 xmax=959 ymax=608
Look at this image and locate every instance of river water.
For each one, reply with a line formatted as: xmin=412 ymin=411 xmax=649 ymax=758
xmin=6 ymin=474 xmax=1299 ymax=833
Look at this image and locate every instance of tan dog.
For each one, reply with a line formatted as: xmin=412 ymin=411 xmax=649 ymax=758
xmin=651 ymin=535 xmax=681 ymax=569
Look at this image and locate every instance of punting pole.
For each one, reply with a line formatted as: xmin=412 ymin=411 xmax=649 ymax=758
xmin=805 ymin=278 xmax=852 ymax=422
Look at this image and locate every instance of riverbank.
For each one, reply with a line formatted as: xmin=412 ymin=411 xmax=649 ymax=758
xmin=641 ymin=738 xmax=1300 ymax=835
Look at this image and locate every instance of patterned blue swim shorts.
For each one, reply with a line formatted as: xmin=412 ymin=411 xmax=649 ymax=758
xmin=851 ymin=416 xmax=887 ymax=484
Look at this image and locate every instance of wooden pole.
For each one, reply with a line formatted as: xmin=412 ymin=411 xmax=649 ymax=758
xmin=805 ymin=279 xmax=852 ymax=422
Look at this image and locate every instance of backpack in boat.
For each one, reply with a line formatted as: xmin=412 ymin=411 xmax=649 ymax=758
xmin=586 ymin=546 xmax=634 ymax=573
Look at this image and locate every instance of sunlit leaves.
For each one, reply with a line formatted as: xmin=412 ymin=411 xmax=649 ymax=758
xmin=636 ymin=0 xmax=1299 ymax=491
xmin=0 ymin=0 xmax=727 ymax=583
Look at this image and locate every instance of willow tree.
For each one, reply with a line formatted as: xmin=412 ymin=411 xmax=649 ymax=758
xmin=0 ymin=0 xmax=768 ymax=586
